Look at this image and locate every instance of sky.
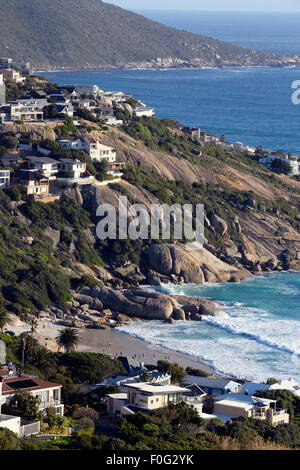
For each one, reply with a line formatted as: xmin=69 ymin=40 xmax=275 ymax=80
xmin=106 ymin=0 xmax=300 ymax=11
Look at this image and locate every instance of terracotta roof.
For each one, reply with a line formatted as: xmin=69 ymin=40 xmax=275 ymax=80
xmin=1 ymin=374 xmax=61 ymax=395
xmin=85 ymin=136 xmax=97 ymax=144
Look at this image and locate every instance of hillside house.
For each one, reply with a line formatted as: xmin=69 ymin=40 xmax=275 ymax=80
xmin=0 ymin=367 xmax=64 ymax=416
xmin=107 ymin=382 xmax=190 ymax=418
xmin=58 ymin=159 xmax=86 ymax=179
xmin=213 ymin=393 xmax=289 ymax=426
xmin=83 ymin=137 xmax=117 ymax=162
xmin=1 ymin=99 xmax=49 ymax=123
xmin=259 ymin=154 xmax=299 ymax=176
xmin=24 ymin=156 xmax=59 ymax=180
xmin=0 ymin=377 xmax=40 ymax=437
xmin=17 ymin=170 xmax=50 ymax=197
xmin=0 ymin=169 xmax=10 ymax=189
xmin=1 ymin=68 xmax=26 ymax=84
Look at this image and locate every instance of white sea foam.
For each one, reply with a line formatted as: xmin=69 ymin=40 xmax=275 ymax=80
xmin=119 ymin=272 xmax=300 ymax=382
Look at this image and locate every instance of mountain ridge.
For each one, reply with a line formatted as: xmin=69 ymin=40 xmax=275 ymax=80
xmin=0 ymin=0 xmax=299 ymax=69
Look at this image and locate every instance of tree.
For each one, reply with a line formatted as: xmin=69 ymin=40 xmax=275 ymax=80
xmin=94 ymin=159 xmax=108 ymax=182
xmin=156 ymin=360 xmax=186 ymax=384
xmin=74 ymin=406 xmax=99 ymax=424
xmin=0 ymin=308 xmax=9 ymax=333
xmin=27 ymin=317 xmax=38 ymax=342
xmin=140 ymin=371 xmax=152 ymax=382
xmin=56 ymin=327 xmax=81 ymax=353
xmin=10 ymin=390 xmax=41 ymax=421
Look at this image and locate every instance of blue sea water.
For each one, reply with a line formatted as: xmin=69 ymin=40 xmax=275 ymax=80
xmin=42 ymin=12 xmax=300 ymax=380
xmin=118 ymin=273 xmax=300 ymax=382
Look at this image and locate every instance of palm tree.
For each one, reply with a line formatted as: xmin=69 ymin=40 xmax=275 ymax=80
xmin=0 ymin=308 xmax=9 ymax=333
xmin=27 ymin=317 xmax=38 ymax=341
xmin=56 ymin=327 xmax=81 ymax=353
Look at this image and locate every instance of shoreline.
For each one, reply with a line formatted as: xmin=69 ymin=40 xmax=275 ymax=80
xmin=6 ymin=319 xmax=216 ymax=377
xmin=36 ymin=64 xmax=300 ymax=74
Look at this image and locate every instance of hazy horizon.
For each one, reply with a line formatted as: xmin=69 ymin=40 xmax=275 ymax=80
xmin=106 ymin=1 xmax=300 ymax=12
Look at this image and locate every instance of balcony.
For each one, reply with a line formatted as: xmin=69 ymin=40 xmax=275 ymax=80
xmin=20 ymin=419 xmax=40 ymax=437
xmin=38 ymin=399 xmax=62 ymax=410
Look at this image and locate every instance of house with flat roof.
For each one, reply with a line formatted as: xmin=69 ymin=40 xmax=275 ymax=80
xmin=182 ymin=376 xmax=241 ymax=396
xmin=107 ymin=382 xmax=190 ymax=418
xmin=134 ymin=107 xmax=155 ymax=118
xmin=0 ymin=169 xmax=10 ymax=189
xmin=24 ymin=156 xmax=59 ymax=180
xmin=213 ymin=393 xmax=289 ymax=426
xmin=58 ymin=159 xmax=86 ymax=179
xmin=1 ymin=68 xmax=26 ymax=84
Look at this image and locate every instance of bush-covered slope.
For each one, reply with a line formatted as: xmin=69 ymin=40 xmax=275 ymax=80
xmin=0 ymin=0 xmax=296 ymax=68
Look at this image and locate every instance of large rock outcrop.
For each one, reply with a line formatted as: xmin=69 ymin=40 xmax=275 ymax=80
xmin=147 ymin=243 xmax=247 ymax=284
xmin=99 ymin=288 xmax=174 ymax=320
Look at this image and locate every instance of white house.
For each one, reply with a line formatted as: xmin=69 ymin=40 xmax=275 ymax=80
xmin=1 ymin=68 xmax=26 ymax=84
xmin=6 ymin=99 xmax=48 ymax=122
xmin=0 ymin=376 xmax=40 ymax=437
xmin=0 ymin=169 xmax=10 ymax=189
xmin=259 ymin=154 xmax=299 ymax=176
xmin=103 ymin=116 xmax=123 ymax=126
xmin=24 ymin=156 xmax=59 ymax=180
xmin=58 ymin=159 xmax=86 ymax=179
xmin=73 ymin=84 xmax=103 ymax=98
xmin=0 ymin=367 xmax=64 ymax=417
xmin=134 ymin=107 xmax=155 ymax=118
xmin=58 ymin=139 xmax=84 ymax=150
xmin=83 ymin=137 xmax=117 ymax=162
xmin=107 ymin=382 xmax=190 ymax=418
xmin=106 ymin=381 xmax=214 ymax=420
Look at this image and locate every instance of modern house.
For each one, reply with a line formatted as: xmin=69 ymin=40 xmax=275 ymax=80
xmin=0 ymin=169 xmax=10 ymax=189
xmin=0 ymin=367 xmax=64 ymax=416
xmin=58 ymin=159 xmax=86 ymax=179
xmin=259 ymin=154 xmax=299 ymax=176
xmin=107 ymin=382 xmax=190 ymax=418
xmin=182 ymin=376 xmax=241 ymax=396
xmin=213 ymin=393 xmax=289 ymax=426
xmin=103 ymin=116 xmax=123 ymax=126
xmin=0 ymin=73 xmax=6 ymax=105
xmin=1 ymin=99 xmax=49 ymax=123
xmin=73 ymin=84 xmax=103 ymax=98
xmin=1 ymin=68 xmax=26 ymax=84
xmin=58 ymin=139 xmax=84 ymax=150
xmin=134 ymin=107 xmax=155 ymax=118
xmin=23 ymin=156 xmax=59 ymax=180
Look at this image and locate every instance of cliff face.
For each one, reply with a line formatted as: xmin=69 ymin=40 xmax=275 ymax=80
xmin=73 ymin=122 xmax=300 ymax=287
xmin=0 ymin=0 xmax=299 ymax=68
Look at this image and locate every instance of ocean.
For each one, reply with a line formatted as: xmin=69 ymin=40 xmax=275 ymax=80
xmin=42 ymin=11 xmax=300 ymax=381
xmin=42 ymin=11 xmax=300 ymax=154
xmin=118 ymin=272 xmax=300 ymax=382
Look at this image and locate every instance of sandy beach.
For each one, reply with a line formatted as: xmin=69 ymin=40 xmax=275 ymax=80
xmin=6 ymin=318 xmax=215 ymax=376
